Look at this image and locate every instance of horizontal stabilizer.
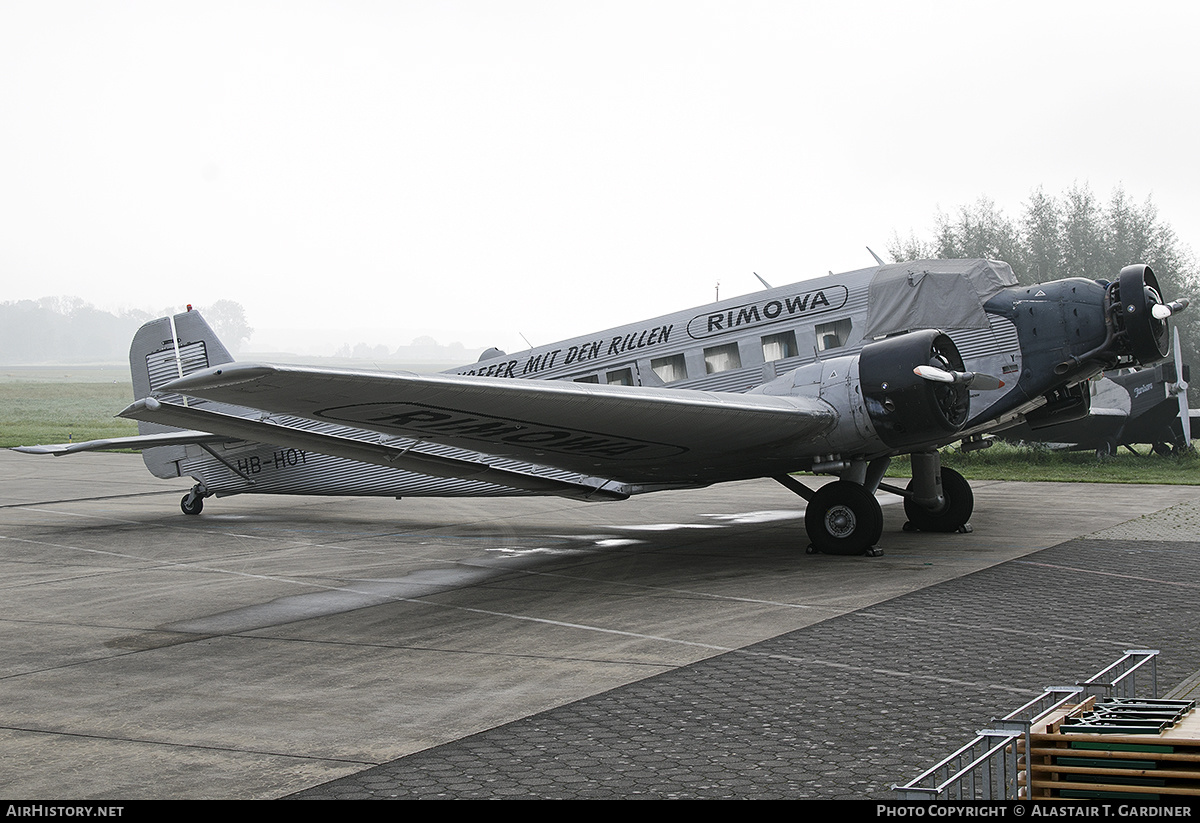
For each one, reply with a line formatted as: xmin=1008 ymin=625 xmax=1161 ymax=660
xmin=11 ymin=430 xmax=234 ymax=456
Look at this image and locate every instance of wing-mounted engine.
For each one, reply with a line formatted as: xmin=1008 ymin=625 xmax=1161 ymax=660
xmin=754 ymin=328 xmax=972 ymax=457
xmin=756 ymin=329 xmax=976 ymax=556
xmin=858 ymin=330 xmax=971 ymax=450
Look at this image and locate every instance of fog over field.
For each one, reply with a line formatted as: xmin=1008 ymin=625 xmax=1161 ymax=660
xmin=4 ymin=2 xmax=1200 ymax=358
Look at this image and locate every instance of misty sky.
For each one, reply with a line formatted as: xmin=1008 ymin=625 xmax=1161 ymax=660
xmin=3 ymin=1 xmax=1199 ymax=355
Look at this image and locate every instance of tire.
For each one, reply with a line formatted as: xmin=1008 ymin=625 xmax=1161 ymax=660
xmin=903 ymin=467 xmax=973 ymax=533
xmin=180 ymin=494 xmax=204 ymax=515
xmin=805 ymin=481 xmax=883 ymax=556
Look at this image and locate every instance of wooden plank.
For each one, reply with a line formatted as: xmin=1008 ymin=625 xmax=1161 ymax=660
xmin=1022 ymin=702 xmax=1200 ymax=798
xmin=1029 ymin=778 xmax=1200 ymax=796
xmin=1029 ymin=746 xmax=1200 ymax=764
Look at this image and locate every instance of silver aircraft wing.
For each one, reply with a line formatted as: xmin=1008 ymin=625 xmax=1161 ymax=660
xmin=133 ymin=362 xmax=839 ymax=486
xmin=116 ymin=398 xmax=631 ymax=500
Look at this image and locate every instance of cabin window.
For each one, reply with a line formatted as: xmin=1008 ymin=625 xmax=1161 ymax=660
xmin=650 ymin=353 xmax=688 ymax=383
xmin=703 ymin=343 xmax=742 ymax=374
xmin=574 ymin=374 xmax=600 ymax=383
xmin=761 ymin=331 xmax=798 ymax=362
xmin=816 ymin=318 xmax=852 ymax=351
xmin=606 ymin=368 xmax=634 ymax=386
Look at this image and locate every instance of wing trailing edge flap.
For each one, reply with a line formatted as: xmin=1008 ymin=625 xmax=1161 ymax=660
xmin=12 ymin=430 xmax=235 ymax=456
xmin=119 ymin=397 xmax=630 ymax=501
xmin=158 ymin=363 xmax=840 ymax=482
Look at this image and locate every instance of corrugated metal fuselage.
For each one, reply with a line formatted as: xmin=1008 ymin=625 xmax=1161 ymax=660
xmin=148 ymin=263 xmax=1067 ymax=500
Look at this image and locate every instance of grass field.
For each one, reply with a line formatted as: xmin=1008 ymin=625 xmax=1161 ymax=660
xmin=2 ymin=375 xmax=1197 ymax=484
xmin=888 ymin=440 xmax=1199 ymax=485
xmin=1 ymin=381 xmax=138 ymax=448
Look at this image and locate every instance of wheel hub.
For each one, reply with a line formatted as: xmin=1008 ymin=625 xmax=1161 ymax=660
xmin=824 ymin=505 xmax=856 ymax=538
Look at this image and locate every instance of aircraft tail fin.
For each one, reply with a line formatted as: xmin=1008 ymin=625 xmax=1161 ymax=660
xmin=130 ymin=308 xmax=235 ymax=410
xmin=129 ymin=308 xmax=237 ymax=477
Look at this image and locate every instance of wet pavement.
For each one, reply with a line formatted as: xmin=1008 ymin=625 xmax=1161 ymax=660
xmin=2 ymin=450 xmax=1196 ymax=799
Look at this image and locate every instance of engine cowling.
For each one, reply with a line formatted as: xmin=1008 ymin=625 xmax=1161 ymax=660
xmin=858 ymin=330 xmax=970 ymax=449
xmin=1117 ymin=264 xmax=1172 ymax=365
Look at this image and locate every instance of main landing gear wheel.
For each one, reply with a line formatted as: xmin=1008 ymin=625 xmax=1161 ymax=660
xmin=180 ymin=493 xmax=204 ymax=515
xmin=805 ymin=481 xmax=883 ymax=556
xmin=903 ymin=467 xmax=973 ymax=533
xmin=1152 ymin=434 xmax=1188 ymax=456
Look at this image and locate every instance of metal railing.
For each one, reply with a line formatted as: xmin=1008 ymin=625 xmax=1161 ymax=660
xmin=1078 ymin=648 xmax=1159 ymax=700
xmin=892 ymin=650 xmax=1161 ymax=800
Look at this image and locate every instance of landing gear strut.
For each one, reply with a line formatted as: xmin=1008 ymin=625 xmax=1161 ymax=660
xmin=777 ymin=452 xmax=976 ymax=554
xmin=902 ymin=453 xmax=973 ymax=533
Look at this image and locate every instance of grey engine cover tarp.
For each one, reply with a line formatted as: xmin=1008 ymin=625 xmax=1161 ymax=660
xmin=864 ymin=258 xmax=1018 ymax=337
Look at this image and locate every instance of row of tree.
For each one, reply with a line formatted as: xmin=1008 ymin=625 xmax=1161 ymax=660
xmin=889 ymin=183 xmax=1197 ymax=289
xmin=332 ymin=337 xmax=473 ymax=362
xmin=0 ymin=298 xmax=253 ymax=364
xmin=0 ymin=298 xmax=472 ymax=366
xmin=888 ymin=183 xmax=1198 ymax=401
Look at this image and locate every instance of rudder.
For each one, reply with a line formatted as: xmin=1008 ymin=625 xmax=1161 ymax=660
xmin=129 ymin=308 xmax=236 ymax=477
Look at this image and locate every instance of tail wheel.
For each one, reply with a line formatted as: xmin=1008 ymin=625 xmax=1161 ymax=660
xmin=805 ymin=481 xmax=883 ymax=556
xmin=903 ymin=467 xmax=973 ymax=532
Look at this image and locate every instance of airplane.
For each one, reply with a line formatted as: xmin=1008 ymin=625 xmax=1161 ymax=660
xmin=13 ymin=258 xmax=1188 ymax=557
xmin=999 ymin=327 xmax=1195 ymax=458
